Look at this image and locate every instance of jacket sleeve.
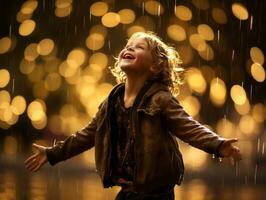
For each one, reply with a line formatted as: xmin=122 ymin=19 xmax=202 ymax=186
xmin=162 ymin=95 xmax=224 ymax=156
xmin=46 ymin=100 xmax=106 ymax=165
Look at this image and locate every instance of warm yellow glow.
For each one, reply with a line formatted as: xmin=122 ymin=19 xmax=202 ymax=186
xmin=65 ymin=69 xmax=81 ymax=85
xmin=189 ymin=34 xmax=206 ymax=51
xmin=0 ymin=90 xmax=11 ymax=109
xmin=44 ymin=73 xmax=62 ymax=91
xmin=209 ymin=78 xmax=227 ymax=106
xmin=59 ymin=60 xmax=78 ymax=77
xmin=250 ymin=47 xmax=264 ymax=65
xmin=67 ymin=48 xmax=87 ymax=68
xmin=55 ymin=0 xmax=72 ymax=9
xmin=85 ymin=33 xmax=105 ymax=50
xmin=90 ymin=24 xmax=107 ymax=38
xmin=27 ymin=100 xmax=46 ymax=121
xmin=200 ymin=65 xmax=215 ymax=83
xmin=89 ymin=52 xmax=108 ymax=69
xmin=16 ymin=11 xmax=33 ymax=23
xmin=90 ymin=1 xmax=108 ymax=16
xmin=167 ymin=25 xmax=186 ymax=41
xmin=230 ymin=85 xmax=247 ymax=105
xmin=24 ymin=43 xmax=39 ymax=61
xmin=197 ymin=24 xmax=214 ymax=41
xmin=127 ymin=25 xmax=146 ymax=37
xmin=48 ymin=114 xmax=62 ymax=133
xmin=232 ymin=3 xmax=249 ymax=20
xmin=186 ymin=68 xmax=207 ymax=94
xmin=252 ymin=103 xmax=266 ymax=123
xmin=234 ymin=99 xmax=250 ymax=115
xmin=239 ymin=115 xmax=256 ymax=135
xmin=19 ymin=19 xmax=36 ymax=36
xmin=37 ymin=38 xmax=55 ymax=56
xmin=19 ymin=59 xmax=35 ymax=74
xmin=21 ymin=0 xmax=38 ymax=14
xmin=185 ymin=147 xmax=208 ymax=170
xmin=27 ymin=64 xmax=45 ymax=83
xmin=0 ymin=37 xmax=12 ymax=54
xmin=11 ymin=95 xmax=27 ymax=115
xmin=101 ymin=12 xmax=120 ymax=28
xmin=180 ymin=96 xmax=201 ymax=117
xmin=144 ymin=1 xmax=164 ymax=16
xmin=33 ymin=82 xmax=48 ymax=99
xmin=82 ymin=65 xmax=103 ymax=83
xmin=186 ymin=179 xmax=207 ymax=200
xmin=216 ymin=118 xmax=235 ymax=138
xmin=192 ymin=0 xmax=209 ymax=10
xmin=212 ymin=7 xmax=227 ymax=24
xmin=118 ymin=9 xmax=135 ymax=24
xmin=176 ymin=46 xmax=194 ymax=65
xmin=198 ymin=43 xmax=214 ymax=61
xmin=251 ymin=63 xmax=265 ymax=82
xmin=55 ymin=5 xmax=72 ymax=17
xmin=0 ymin=69 xmax=10 ymax=88
xmin=175 ymin=5 xmax=192 ymax=21
xmin=31 ymin=114 xmax=47 ymax=129
xmin=3 ymin=136 xmax=18 ymax=155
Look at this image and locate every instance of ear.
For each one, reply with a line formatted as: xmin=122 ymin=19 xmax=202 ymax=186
xmin=150 ymin=63 xmax=162 ymax=74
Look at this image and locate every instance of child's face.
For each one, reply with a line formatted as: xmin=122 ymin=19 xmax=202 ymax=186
xmin=118 ymin=36 xmax=155 ymax=76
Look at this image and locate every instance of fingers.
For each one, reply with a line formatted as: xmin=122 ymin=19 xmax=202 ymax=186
xmin=32 ymin=143 xmax=45 ymax=150
xmin=225 ymin=138 xmax=238 ymax=144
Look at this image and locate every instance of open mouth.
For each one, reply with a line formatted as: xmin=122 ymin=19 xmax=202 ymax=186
xmin=122 ymin=53 xmax=135 ymax=60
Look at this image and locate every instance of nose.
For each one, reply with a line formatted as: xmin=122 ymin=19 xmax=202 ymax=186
xmin=126 ymin=46 xmax=134 ymax=51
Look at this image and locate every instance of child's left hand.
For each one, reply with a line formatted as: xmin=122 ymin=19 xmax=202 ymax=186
xmin=218 ymin=138 xmax=242 ymax=165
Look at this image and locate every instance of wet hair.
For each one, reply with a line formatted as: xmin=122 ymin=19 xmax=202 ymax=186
xmin=110 ymin=31 xmax=184 ymax=96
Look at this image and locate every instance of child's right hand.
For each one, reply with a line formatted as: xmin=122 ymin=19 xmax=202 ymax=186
xmin=25 ymin=143 xmax=48 ymax=172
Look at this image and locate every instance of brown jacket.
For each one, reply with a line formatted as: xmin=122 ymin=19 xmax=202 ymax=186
xmin=46 ymin=81 xmax=224 ymax=193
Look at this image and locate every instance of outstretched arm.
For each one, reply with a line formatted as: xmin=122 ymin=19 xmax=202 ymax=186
xmin=218 ymin=138 xmax=242 ymax=164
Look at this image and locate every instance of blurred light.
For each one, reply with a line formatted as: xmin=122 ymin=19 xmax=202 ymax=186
xmin=44 ymin=58 xmax=60 ymax=73
xmin=20 ymin=59 xmax=36 ymax=74
xmin=86 ymin=33 xmax=105 ymax=50
xmin=65 ymin=69 xmax=81 ymax=85
xmin=19 ymin=19 xmax=36 ymax=36
xmin=11 ymin=95 xmax=27 ymax=115
xmin=31 ymin=114 xmax=47 ymax=129
xmin=0 ymin=90 xmax=11 ymax=109
xmin=67 ymin=48 xmax=87 ymax=68
xmin=59 ymin=60 xmax=78 ymax=77
xmin=198 ymin=43 xmax=214 ymax=61
xmin=189 ymin=34 xmax=206 ymax=51
xmin=197 ymin=24 xmax=214 ymax=41
xmin=16 ymin=11 xmax=33 ymax=23
xmin=186 ymin=68 xmax=207 ymax=94
xmin=200 ymin=65 xmax=215 ymax=83
xmin=239 ymin=115 xmax=256 ymax=136
xmin=89 ymin=52 xmax=108 ymax=69
xmin=55 ymin=4 xmax=72 ymax=17
xmin=48 ymin=114 xmax=62 ymax=133
xmin=0 ymin=37 xmax=12 ymax=54
xmin=44 ymin=73 xmax=62 ymax=91
xmin=90 ymin=24 xmax=107 ymax=38
xmin=0 ymin=69 xmax=10 ymax=88
xmin=3 ymin=136 xmax=18 ymax=156
xmin=55 ymin=0 xmax=73 ymax=9
xmin=176 ymin=46 xmax=194 ymax=65
xmin=27 ymin=64 xmax=45 ymax=83
xmin=127 ymin=25 xmax=146 ymax=37
xmin=27 ymin=100 xmax=46 ymax=121
xmin=180 ymin=96 xmax=201 ymax=117
xmin=232 ymin=3 xmax=249 ymax=20
xmin=230 ymin=85 xmax=247 ymax=105
xmin=33 ymin=82 xmax=48 ymax=99
xmin=175 ymin=5 xmax=192 ymax=21
xmin=82 ymin=64 xmax=103 ymax=83
xmin=234 ymin=98 xmax=250 ymax=115
xmin=37 ymin=38 xmax=55 ymax=56
xmin=167 ymin=24 xmax=186 ymax=41
xmin=24 ymin=43 xmax=39 ymax=61
xmin=90 ymin=1 xmax=108 ymax=17
xmin=185 ymin=148 xmax=208 ymax=170
xmin=118 ymin=9 xmax=136 ymax=24
xmin=251 ymin=63 xmax=265 ymax=82
xmin=252 ymin=103 xmax=266 ymax=123
xmin=186 ymin=179 xmax=207 ymax=199
xmin=250 ymin=47 xmax=264 ymax=65
xmin=192 ymin=0 xmax=209 ymax=10
xmin=212 ymin=7 xmax=227 ymax=24
xmin=209 ymin=78 xmax=226 ymax=106
xmin=101 ymin=12 xmax=120 ymax=28
xmin=21 ymin=0 xmax=38 ymax=15
xmin=216 ymin=118 xmax=235 ymax=138
xmin=144 ymin=1 xmax=164 ymax=16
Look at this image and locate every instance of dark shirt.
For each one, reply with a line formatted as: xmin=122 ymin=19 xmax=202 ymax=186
xmin=111 ymin=91 xmax=135 ymax=188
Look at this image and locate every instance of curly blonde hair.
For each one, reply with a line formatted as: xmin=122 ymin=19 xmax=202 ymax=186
xmin=110 ymin=32 xmax=184 ymax=96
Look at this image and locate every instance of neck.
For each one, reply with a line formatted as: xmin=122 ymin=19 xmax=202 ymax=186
xmin=125 ymin=75 xmax=149 ymax=98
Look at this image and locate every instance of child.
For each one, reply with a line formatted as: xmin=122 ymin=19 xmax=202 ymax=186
xmin=25 ymin=32 xmax=241 ymax=200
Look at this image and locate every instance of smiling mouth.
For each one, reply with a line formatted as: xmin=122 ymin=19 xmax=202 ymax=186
xmin=122 ymin=53 xmax=135 ymax=60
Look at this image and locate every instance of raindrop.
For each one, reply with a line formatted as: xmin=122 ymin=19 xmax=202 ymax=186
xmin=212 ymin=154 xmax=215 ymax=158
xmin=142 ymin=2 xmax=145 ymax=15
xmin=9 ymin=24 xmax=12 ymax=38
xmin=89 ymin=11 xmax=92 ymax=21
xmin=219 ymin=157 xmax=222 ymax=162
xmin=254 ymin=164 xmax=258 ymax=185
xmin=262 ymin=142 xmax=265 ymax=156
xmin=231 ymin=50 xmax=235 ymax=61
xmin=257 ymin=138 xmax=260 ymax=154
xmin=217 ymin=29 xmax=220 ymax=44
xmin=108 ymin=40 xmax=111 ymax=50
xmin=235 ymin=162 xmax=239 ymax=177
xmin=12 ymin=78 xmax=15 ymax=93
xmin=249 ymin=84 xmax=253 ymax=101
xmin=250 ymin=15 xmax=253 ymax=30
xmin=83 ymin=16 xmax=86 ymax=29
xmin=158 ymin=5 xmax=161 ymax=17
